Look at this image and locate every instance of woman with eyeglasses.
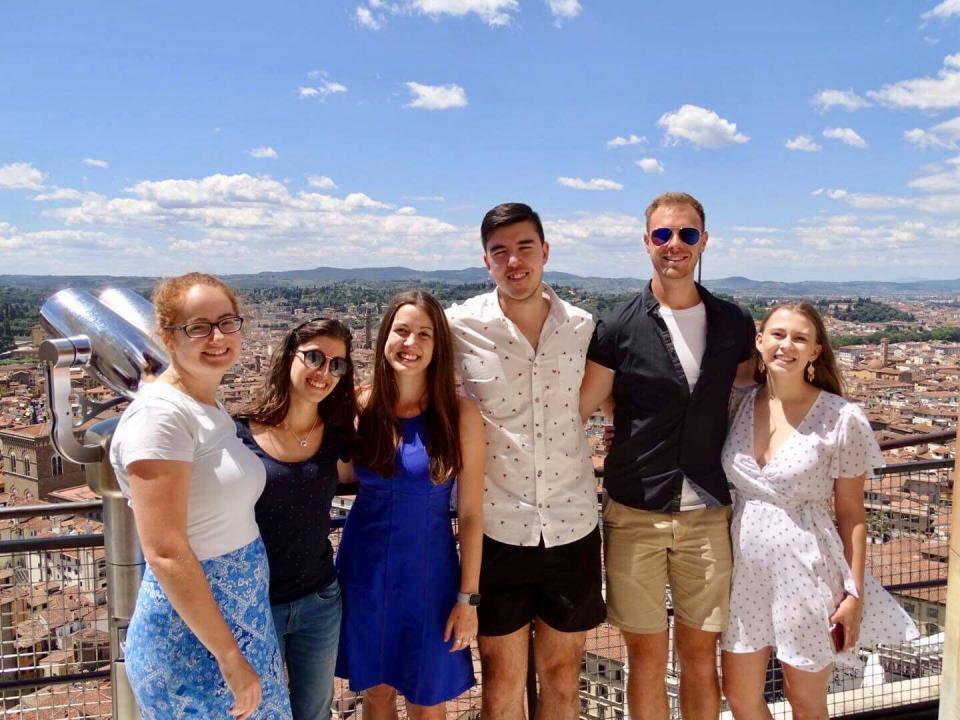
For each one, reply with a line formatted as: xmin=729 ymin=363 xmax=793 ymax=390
xmin=234 ymin=318 xmax=358 ymax=720
xmin=109 ymin=272 xmax=291 ymax=720
xmin=335 ymin=290 xmax=484 ymax=720
xmin=719 ymin=302 xmax=917 ymax=720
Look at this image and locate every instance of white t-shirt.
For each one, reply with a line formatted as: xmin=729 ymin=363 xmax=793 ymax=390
xmin=109 ymin=381 xmax=265 ymax=561
xmin=658 ymin=303 xmax=711 ymax=510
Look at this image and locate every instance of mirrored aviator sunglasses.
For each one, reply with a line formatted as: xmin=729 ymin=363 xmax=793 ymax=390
xmin=297 ymin=349 xmax=350 ymax=378
xmin=650 ymin=227 xmax=701 ymax=246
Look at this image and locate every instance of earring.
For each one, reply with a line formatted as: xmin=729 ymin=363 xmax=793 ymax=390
xmin=757 ymin=358 xmax=766 ymax=374
xmin=806 ymin=363 xmax=816 ymax=382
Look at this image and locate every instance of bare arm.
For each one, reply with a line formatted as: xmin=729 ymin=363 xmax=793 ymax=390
xmin=580 ymin=360 xmax=615 ymax=423
xmin=445 ymin=398 xmax=485 ymax=649
xmin=127 ymin=459 xmax=261 ymax=719
xmin=831 ymin=473 xmax=867 ymax=649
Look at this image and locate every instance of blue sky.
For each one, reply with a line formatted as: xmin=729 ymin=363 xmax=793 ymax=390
xmin=1 ymin=1 xmax=959 ymax=282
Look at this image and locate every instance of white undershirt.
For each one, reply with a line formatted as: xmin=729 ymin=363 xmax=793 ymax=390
xmin=658 ymin=303 xmax=710 ymax=510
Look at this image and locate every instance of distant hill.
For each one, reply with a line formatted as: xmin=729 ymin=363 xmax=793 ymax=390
xmin=2 ymin=268 xmax=960 ymax=298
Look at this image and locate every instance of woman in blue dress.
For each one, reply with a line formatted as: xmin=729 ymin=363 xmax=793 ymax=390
xmin=336 ymin=290 xmax=485 ymax=720
xmin=236 ymin=318 xmax=358 ymax=719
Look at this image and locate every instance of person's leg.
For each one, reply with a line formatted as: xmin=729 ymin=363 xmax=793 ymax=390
xmin=531 ymin=623 xmax=586 ymax=720
xmin=404 ymin=699 xmax=446 ymax=720
xmin=780 ymin=663 xmax=832 ymax=720
xmin=478 ymin=627 xmax=529 ymax=720
xmin=674 ymin=623 xmax=722 ymax=719
xmin=363 ymin=684 xmax=399 ymax=720
xmin=668 ymin=506 xmax=734 ymax=720
xmin=622 ymin=630 xmax=670 ymax=720
xmin=284 ymin=580 xmax=342 ymax=719
xmin=720 ymin=648 xmax=773 ymax=720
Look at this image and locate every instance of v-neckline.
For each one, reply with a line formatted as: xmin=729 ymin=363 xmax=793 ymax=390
xmin=750 ymin=387 xmax=823 ymax=470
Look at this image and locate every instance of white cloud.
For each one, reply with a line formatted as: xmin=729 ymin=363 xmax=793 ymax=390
xmin=298 ymin=86 xmax=320 ymax=98
xmin=812 ymin=89 xmax=871 ymax=112
xmin=867 ymin=53 xmax=960 ymax=110
xmin=82 ymin=158 xmax=108 ymax=168
xmin=356 ymin=5 xmax=385 ymax=29
xmin=307 ymin=175 xmax=337 ymax=190
xmin=410 ymin=0 xmax=519 ymax=26
xmin=904 ymin=115 xmax=960 ymax=149
xmin=786 ymin=135 xmax=822 ymax=152
xmin=299 ymin=73 xmax=348 ymax=99
xmin=321 ymin=81 xmax=347 ymax=94
xmin=908 ymin=158 xmax=960 ymax=192
xmin=731 ymin=226 xmax=783 ymax=234
xmin=248 ymin=146 xmax=279 ymax=159
xmin=635 ymin=158 xmax=664 ymax=175
xmin=557 ymin=176 xmax=623 ymax=191
xmin=546 ymin=0 xmax=581 ymax=21
xmin=606 ymin=133 xmax=646 ymax=148
xmin=0 ymin=162 xmax=46 ymax=191
xmin=823 ymin=127 xmax=867 ymax=148
xmin=32 ymin=188 xmax=93 ymax=202
xmin=405 ymin=82 xmax=468 ymax=110
xmin=922 ymin=0 xmax=960 ymax=22
xmin=657 ymin=104 xmax=749 ymax=149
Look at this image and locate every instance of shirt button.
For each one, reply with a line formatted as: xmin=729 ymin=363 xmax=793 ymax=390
xmin=538 ymin=503 xmax=543 ymax=508
xmin=537 ymin=432 xmax=542 ymax=438
xmin=537 ymin=470 xmax=543 ymax=477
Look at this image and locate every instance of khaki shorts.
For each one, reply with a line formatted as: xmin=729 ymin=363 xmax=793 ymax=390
xmin=603 ymin=499 xmax=732 ymax=634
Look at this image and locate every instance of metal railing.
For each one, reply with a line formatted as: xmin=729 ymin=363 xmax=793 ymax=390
xmin=0 ymin=443 xmax=952 ymax=719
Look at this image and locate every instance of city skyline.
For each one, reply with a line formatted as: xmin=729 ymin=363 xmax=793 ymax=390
xmin=2 ymin=1 xmax=960 ymax=281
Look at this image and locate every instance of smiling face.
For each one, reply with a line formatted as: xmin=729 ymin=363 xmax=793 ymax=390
xmin=384 ymin=303 xmax=435 ymax=376
xmin=483 ymin=220 xmax=550 ymax=303
xmin=290 ymin=335 xmax=347 ymax=406
xmin=644 ymin=203 xmax=707 ymax=282
xmin=757 ymin=308 xmax=822 ymax=381
xmin=163 ymin=283 xmax=242 ymax=381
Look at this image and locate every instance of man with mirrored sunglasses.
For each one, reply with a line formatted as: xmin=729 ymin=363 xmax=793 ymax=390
xmin=580 ymin=192 xmax=755 ymax=720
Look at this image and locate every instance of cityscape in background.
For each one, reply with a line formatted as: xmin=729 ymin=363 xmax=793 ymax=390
xmin=0 ymin=276 xmax=956 ymax=718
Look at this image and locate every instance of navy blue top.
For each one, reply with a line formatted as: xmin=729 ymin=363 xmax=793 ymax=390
xmin=236 ymin=418 xmax=350 ymax=605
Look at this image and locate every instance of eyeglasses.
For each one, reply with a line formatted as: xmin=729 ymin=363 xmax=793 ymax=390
xmin=165 ymin=315 xmax=244 ymax=338
xmin=650 ymin=227 xmax=702 ymax=247
xmin=294 ymin=350 xmax=350 ymax=378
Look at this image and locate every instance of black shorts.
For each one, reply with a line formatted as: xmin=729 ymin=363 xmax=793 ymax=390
xmin=478 ymin=526 xmax=606 ymax=637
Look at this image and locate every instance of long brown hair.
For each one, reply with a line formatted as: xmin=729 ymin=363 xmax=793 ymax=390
xmin=755 ymin=302 xmax=846 ymax=397
xmin=238 ymin=318 xmax=358 ymax=442
xmin=356 ymin=290 xmax=461 ymax=484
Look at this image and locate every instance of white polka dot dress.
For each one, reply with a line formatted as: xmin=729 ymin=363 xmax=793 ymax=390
xmin=720 ymin=387 xmax=919 ymax=672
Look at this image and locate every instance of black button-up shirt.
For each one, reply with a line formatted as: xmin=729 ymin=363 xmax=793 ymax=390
xmin=587 ymin=282 xmax=755 ymax=512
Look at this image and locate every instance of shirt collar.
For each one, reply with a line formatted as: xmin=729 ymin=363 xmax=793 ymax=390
xmin=479 ymin=283 xmax=568 ymax=325
xmin=641 ymin=280 xmax=720 ymax=317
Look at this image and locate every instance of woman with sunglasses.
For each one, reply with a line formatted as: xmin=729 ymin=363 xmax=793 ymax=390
xmin=110 ymin=272 xmax=291 ymax=720
xmin=235 ymin=318 xmax=358 ymax=720
xmin=336 ymin=290 xmax=484 ymax=720
xmin=719 ymin=303 xmax=917 ymax=720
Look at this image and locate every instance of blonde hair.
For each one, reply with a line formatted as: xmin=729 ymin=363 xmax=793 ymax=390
xmin=645 ymin=192 xmax=706 ymax=230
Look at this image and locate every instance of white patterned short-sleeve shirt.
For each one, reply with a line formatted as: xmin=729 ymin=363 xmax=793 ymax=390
xmin=446 ymin=286 xmax=598 ymax=548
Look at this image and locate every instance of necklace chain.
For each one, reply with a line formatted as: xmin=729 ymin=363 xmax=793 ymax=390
xmin=284 ymin=415 xmax=320 ymax=448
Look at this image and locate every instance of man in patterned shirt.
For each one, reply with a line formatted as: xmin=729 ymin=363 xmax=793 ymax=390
xmin=446 ymin=202 xmax=605 ymax=720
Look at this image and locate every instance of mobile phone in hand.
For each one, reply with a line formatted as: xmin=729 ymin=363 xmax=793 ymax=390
xmin=830 ymin=623 xmax=845 ymax=652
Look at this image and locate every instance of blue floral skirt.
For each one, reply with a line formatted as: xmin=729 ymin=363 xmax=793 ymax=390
xmin=126 ymin=537 xmax=292 ymax=719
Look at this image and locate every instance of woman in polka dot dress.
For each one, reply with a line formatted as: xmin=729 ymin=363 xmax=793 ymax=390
xmin=719 ymin=302 xmax=917 ymax=720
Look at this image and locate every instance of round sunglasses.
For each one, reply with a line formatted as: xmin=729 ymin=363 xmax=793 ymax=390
xmin=649 ymin=227 xmax=702 ymax=246
xmin=294 ymin=349 xmax=350 ymax=378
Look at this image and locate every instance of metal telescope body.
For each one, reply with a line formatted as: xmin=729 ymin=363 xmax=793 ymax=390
xmin=39 ymin=287 xmax=169 ymax=720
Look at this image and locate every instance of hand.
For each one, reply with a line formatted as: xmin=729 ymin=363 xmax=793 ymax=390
xmin=217 ymin=648 xmax=263 ymax=720
xmin=444 ymin=602 xmax=478 ymax=653
xmin=603 ymin=424 xmax=614 ymax=453
xmin=829 ymin=594 xmax=863 ymax=652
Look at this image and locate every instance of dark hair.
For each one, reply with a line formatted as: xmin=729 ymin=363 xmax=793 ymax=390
xmin=356 ymin=290 xmax=461 ymax=484
xmin=645 ymin=192 xmax=706 ymax=230
xmin=755 ymin=302 xmax=846 ymax=397
xmin=238 ymin=318 xmax=358 ymax=443
xmin=480 ymin=202 xmax=545 ymax=249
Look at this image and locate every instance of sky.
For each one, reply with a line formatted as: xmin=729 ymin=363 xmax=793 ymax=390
xmin=1 ymin=1 xmax=960 ymax=282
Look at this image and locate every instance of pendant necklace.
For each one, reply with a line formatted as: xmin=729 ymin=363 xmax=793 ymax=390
xmin=285 ymin=415 xmax=320 ymax=448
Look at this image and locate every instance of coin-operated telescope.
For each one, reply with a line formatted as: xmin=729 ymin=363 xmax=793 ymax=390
xmin=39 ymin=287 xmax=168 ymax=720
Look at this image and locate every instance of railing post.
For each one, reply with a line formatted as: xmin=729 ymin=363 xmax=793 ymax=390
xmin=940 ymin=421 xmax=960 ymax=720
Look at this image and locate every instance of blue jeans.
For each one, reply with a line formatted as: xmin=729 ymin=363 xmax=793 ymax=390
xmin=271 ymin=578 xmax=342 ymax=720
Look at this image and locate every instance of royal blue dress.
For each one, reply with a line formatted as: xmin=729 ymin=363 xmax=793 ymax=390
xmin=335 ymin=415 xmax=475 ymax=705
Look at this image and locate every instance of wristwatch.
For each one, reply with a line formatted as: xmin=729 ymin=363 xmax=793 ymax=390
xmin=457 ymin=592 xmax=482 ymax=606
